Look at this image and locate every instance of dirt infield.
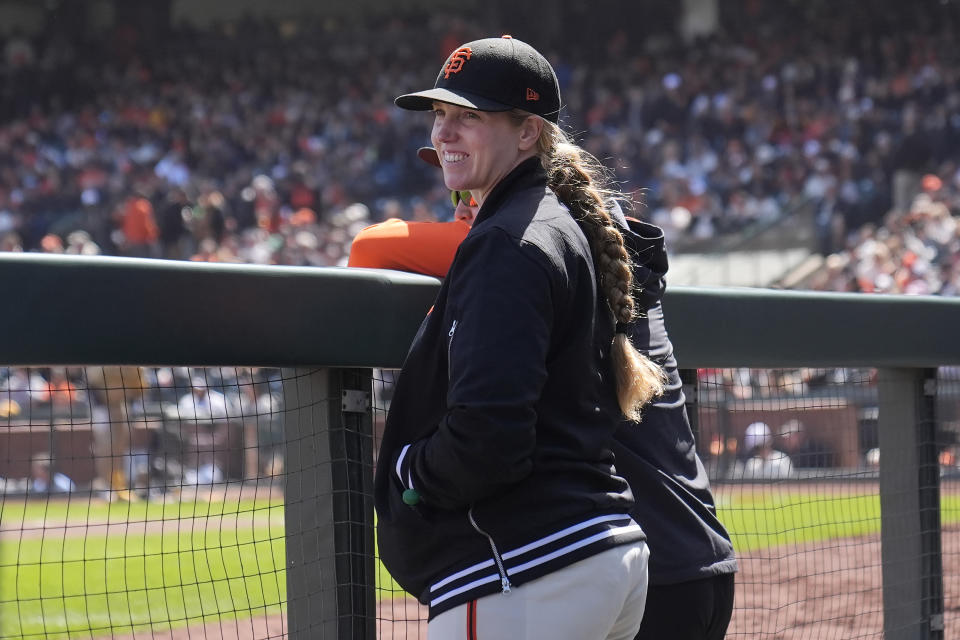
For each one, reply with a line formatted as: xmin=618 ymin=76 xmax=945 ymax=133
xmin=729 ymin=527 xmax=960 ymax=639
xmin=376 ymin=598 xmax=427 ymax=640
xmin=101 ymin=615 xmax=287 ymax=640
xmin=731 ymin=534 xmax=888 ymax=638
xmin=85 ymin=602 xmax=426 ymax=640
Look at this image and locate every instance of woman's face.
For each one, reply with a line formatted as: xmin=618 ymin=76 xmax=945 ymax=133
xmin=431 ymin=102 xmax=539 ymax=207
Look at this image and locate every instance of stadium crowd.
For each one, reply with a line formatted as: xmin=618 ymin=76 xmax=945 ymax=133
xmin=4 ymin=2 xmax=960 ymax=485
xmin=0 ymin=3 xmax=959 ymax=261
xmin=808 ymin=177 xmax=960 ymax=295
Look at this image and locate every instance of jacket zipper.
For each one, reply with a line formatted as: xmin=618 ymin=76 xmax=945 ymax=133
xmin=468 ymin=507 xmax=513 ymax=593
xmin=452 ymin=319 xmax=510 ymax=593
xmin=447 ymin=319 xmax=458 ymax=382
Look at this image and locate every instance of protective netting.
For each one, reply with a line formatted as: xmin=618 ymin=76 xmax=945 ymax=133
xmin=0 ymin=365 xmax=287 ymax=639
xmin=699 ymin=367 xmax=884 ymax=638
xmin=371 ymin=368 xmax=425 ymax=640
xmin=4 ymin=365 xmax=957 ymax=639
xmin=372 ymin=366 xmax=960 ymax=640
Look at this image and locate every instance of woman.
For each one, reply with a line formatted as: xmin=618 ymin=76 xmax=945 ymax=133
xmin=355 ymin=164 xmax=737 ymax=640
xmin=374 ymin=36 xmax=665 ymax=639
xmin=357 ymin=149 xmax=737 ymax=640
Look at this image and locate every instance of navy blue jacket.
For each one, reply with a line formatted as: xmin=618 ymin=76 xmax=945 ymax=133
xmin=374 ymin=158 xmax=644 ymax=618
xmin=615 ymin=214 xmax=738 ymax=585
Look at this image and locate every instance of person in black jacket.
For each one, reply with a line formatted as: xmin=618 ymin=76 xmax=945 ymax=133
xmin=374 ymin=36 xmax=667 ymax=639
xmin=607 ymin=212 xmax=738 ymax=640
xmin=361 ymin=144 xmax=738 ymax=640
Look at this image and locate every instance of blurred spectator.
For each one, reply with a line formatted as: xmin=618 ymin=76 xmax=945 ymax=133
xmin=173 ymin=375 xmax=232 ymax=486
xmin=176 ymin=375 xmax=231 ymax=420
xmin=116 ymin=195 xmax=160 ymax=258
xmin=158 ymin=188 xmax=191 ymax=259
xmin=30 ymin=453 xmax=76 ymax=494
xmin=865 ymin=447 xmax=881 ymax=470
xmin=891 ymin=105 xmax=934 ymax=216
xmin=231 ymin=369 xmax=284 ymax=481
xmin=814 ymin=183 xmax=847 ymax=256
xmin=741 ymin=422 xmax=794 ymax=479
xmin=65 ymin=230 xmax=101 ymax=255
xmin=86 ymin=366 xmax=146 ymax=501
xmin=44 ymin=367 xmax=82 ymax=410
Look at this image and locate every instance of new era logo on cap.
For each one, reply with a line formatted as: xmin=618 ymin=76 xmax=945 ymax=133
xmin=526 ymin=88 xmax=540 ymax=101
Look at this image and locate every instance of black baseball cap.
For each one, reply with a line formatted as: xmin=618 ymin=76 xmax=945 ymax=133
xmin=395 ymin=36 xmax=561 ymax=123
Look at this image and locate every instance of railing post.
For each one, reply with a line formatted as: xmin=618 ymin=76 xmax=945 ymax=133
xmin=878 ymin=367 xmax=944 ymax=640
xmin=333 ymin=367 xmax=376 ymax=639
xmin=283 ymin=367 xmax=376 ymax=640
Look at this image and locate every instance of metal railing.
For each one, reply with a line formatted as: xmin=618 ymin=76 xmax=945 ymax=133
xmin=2 ymin=252 xmax=960 ymax=639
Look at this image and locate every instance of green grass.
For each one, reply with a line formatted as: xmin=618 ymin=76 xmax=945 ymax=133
xmin=4 ymin=490 xmax=960 ymax=637
xmin=0 ymin=527 xmax=285 ymax=639
xmin=0 ymin=498 xmax=285 ymax=640
xmin=717 ymin=490 xmax=960 ymax=552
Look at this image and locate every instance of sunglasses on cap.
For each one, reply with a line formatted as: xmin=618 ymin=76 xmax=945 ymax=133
xmin=451 ymin=190 xmax=477 ymax=207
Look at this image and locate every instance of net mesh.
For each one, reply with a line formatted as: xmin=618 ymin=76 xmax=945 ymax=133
xmin=700 ymin=367 xmax=885 ymax=638
xmin=3 ymin=364 xmax=957 ymax=639
xmin=372 ymin=368 xmax=426 ymax=640
xmin=371 ymin=366 xmax=958 ymax=640
xmin=0 ymin=365 xmax=287 ymax=639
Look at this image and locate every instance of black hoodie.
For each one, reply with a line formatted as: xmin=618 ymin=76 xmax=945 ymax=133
xmin=614 ymin=213 xmax=738 ymax=585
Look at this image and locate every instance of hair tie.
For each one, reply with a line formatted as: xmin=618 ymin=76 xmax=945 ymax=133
xmin=615 ymin=322 xmax=629 ymax=335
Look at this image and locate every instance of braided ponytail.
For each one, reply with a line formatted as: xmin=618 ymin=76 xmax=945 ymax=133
xmin=534 ymin=118 xmax=666 ymax=421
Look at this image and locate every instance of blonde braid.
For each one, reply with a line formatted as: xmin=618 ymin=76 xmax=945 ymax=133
xmin=536 ymin=119 xmax=666 ymax=421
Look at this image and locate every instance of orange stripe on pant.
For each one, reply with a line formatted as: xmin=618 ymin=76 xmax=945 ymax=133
xmin=467 ymin=600 xmax=478 ymax=640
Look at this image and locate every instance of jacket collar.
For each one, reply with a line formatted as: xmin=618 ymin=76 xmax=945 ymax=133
xmin=472 ymin=157 xmax=547 ymax=228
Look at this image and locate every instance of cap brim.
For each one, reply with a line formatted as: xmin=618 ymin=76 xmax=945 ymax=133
xmin=395 ymin=88 xmax=512 ymax=113
xmin=417 ymin=147 xmax=441 ymax=167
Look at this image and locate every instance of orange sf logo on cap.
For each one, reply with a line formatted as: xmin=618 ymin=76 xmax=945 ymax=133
xmin=444 ymin=47 xmax=472 ymax=78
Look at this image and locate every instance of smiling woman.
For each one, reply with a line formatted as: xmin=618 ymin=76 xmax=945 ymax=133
xmin=374 ymin=36 xmax=664 ymax=640
xmin=429 ymin=102 xmax=543 ymax=206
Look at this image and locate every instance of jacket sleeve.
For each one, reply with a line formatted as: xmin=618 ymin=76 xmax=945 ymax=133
xmin=396 ymin=227 xmax=556 ymax=510
xmin=347 ymin=219 xmax=469 ymax=278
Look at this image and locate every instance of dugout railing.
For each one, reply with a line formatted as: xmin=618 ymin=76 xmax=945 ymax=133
xmin=2 ymin=252 xmax=960 ymax=640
